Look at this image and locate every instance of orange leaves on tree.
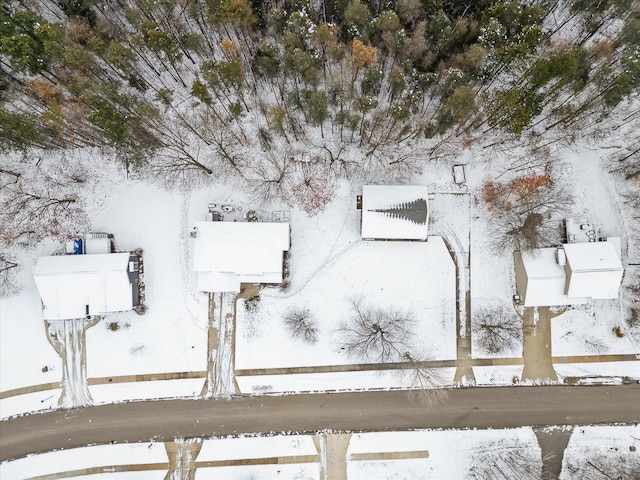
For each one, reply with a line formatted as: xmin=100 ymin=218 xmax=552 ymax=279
xmin=481 ymin=174 xmax=551 ymax=212
xmin=510 ymin=173 xmax=550 ymax=197
xmin=220 ymin=39 xmax=239 ymax=58
xmin=26 ymin=79 xmax=62 ymax=105
xmin=351 ymin=39 xmax=377 ymax=69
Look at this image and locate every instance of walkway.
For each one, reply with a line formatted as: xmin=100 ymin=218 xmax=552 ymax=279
xmin=2 ymin=354 xmax=637 ymax=400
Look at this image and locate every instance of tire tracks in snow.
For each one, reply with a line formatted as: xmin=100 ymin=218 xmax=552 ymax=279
xmin=178 ymin=191 xmax=206 ymax=331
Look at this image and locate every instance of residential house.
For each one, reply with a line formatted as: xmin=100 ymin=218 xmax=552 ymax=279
xmin=192 ymin=221 xmax=290 ymax=293
xmin=34 ymin=252 xmax=140 ymax=320
xmin=514 ymin=239 xmax=623 ymax=307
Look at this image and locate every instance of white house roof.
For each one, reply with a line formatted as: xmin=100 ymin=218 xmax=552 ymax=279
xmin=85 ymin=237 xmax=111 ymax=254
xmin=33 ymin=253 xmax=133 ymax=320
xmin=515 ymin=240 xmax=623 ymax=307
xmin=361 ymin=185 xmax=429 ymax=240
xmin=563 ymin=241 xmax=623 ymax=299
xmin=193 ymin=221 xmax=290 ymax=293
xmin=516 ymin=249 xmax=588 ymax=307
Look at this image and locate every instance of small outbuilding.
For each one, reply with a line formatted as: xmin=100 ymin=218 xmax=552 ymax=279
xmin=360 ymin=185 xmax=430 ymax=241
xmin=192 ymin=221 xmax=290 ymax=293
xmin=34 ymin=252 xmax=140 ymax=320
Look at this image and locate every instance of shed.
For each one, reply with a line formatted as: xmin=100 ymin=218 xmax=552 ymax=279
xmin=361 ymin=185 xmax=429 ymax=241
xmin=193 ymin=221 xmax=290 ymax=293
xmin=34 ymin=253 xmax=137 ymax=320
xmin=453 ymin=164 xmax=467 ymax=185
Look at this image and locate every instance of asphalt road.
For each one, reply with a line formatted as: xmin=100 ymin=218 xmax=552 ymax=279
xmin=1 ymin=384 xmax=639 ymax=462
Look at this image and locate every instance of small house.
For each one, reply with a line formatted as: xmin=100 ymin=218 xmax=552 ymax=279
xmin=192 ymin=221 xmax=290 ymax=293
xmin=34 ymin=252 xmax=140 ymax=320
xmin=360 ymin=185 xmax=430 ymax=241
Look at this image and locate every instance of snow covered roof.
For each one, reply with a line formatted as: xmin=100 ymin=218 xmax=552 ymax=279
xmin=361 ymin=185 xmax=429 ymax=241
xmin=193 ymin=221 xmax=290 ymax=293
xmin=514 ymin=240 xmax=623 ymax=307
xmin=33 ymin=253 xmax=134 ymax=320
xmin=514 ymin=249 xmax=588 ymax=308
xmin=85 ymin=237 xmax=111 ymax=254
xmin=564 ymin=241 xmax=623 ymax=299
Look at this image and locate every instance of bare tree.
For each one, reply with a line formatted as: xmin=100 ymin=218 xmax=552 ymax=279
xmin=247 ymin=152 xmax=292 ymax=204
xmin=338 ymin=297 xmax=416 ymax=363
xmin=468 ymin=447 xmax=543 ymax=480
xmin=496 ymin=210 xmax=564 ymax=254
xmin=0 ymin=256 xmax=20 ymax=297
xmin=402 ymin=352 xmax=449 ymax=407
xmin=481 ymin=173 xmax=572 ymax=254
xmin=286 ymin=159 xmax=337 ymax=216
xmin=0 ymin=162 xmax=89 ymax=249
xmin=473 ymin=303 xmax=524 ymax=355
xmin=283 ymin=306 xmax=319 ymax=344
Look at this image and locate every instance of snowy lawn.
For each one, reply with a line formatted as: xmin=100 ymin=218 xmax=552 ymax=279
xmin=555 ymin=362 xmax=640 ymax=383
xmin=84 ymin=178 xmax=209 ymax=380
xmin=560 ymin=425 xmax=640 ymax=479
xmin=552 ymin=304 xmax=637 ymax=357
xmin=236 ymin=238 xmax=457 ymax=370
xmin=0 ymin=240 xmax=65 ymax=393
xmin=349 ymin=428 xmax=540 ymax=479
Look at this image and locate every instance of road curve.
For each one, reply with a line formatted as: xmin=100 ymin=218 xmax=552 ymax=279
xmin=1 ymin=384 xmax=639 ymax=462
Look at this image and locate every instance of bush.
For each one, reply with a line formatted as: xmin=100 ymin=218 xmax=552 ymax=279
xmin=245 ymin=294 xmax=260 ymax=312
xmin=283 ymin=307 xmax=319 ymax=343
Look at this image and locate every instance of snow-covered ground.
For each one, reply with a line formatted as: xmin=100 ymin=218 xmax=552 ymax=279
xmin=561 ymin=425 xmax=640 ymax=479
xmin=237 ymin=238 xmax=457 ymax=367
xmin=2 ymin=425 xmax=637 ymax=479
xmin=1 ymin=144 xmax=638 ymax=421
xmin=0 ymin=145 xmax=637 ymax=480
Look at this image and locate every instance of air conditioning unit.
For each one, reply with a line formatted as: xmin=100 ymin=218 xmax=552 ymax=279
xmin=555 ymin=248 xmax=566 ymax=266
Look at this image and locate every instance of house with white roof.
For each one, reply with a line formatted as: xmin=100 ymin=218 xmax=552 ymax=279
xmin=514 ymin=239 xmax=623 ymax=307
xmin=34 ymin=252 xmax=140 ymax=320
xmin=192 ymin=221 xmax=290 ymax=293
xmin=360 ymin=185 xmax=430 ymax=241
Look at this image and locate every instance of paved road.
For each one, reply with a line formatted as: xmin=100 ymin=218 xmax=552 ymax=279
xmin=1 ymin=384 xmax=639 ymax=462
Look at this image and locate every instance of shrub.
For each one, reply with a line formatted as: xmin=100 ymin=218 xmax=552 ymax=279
xmin=283 ymin=307 xmax=319 ymax=343
xmin=245 ymin=294 xmax=260 ymax=312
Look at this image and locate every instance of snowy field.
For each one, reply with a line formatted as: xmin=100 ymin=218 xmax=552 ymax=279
xmin=561 ymin=425 xmax=640 ymax=479
xmin=552 ymin=306 xmax=638 ymax=357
